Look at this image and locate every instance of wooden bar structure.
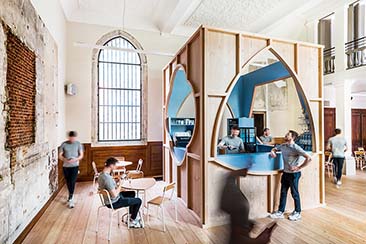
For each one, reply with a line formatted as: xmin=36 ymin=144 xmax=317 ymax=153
xmin=163 ymin=26 xmax=324 ymax=227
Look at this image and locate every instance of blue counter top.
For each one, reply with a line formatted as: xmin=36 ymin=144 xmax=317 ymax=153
xmin=216 ymin=152 xmax=284 ymax=173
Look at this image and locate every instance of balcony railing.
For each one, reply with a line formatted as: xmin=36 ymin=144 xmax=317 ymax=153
xmin=323 ymin=47 xmax=335 ymax=74
xmin=345 ymin=36 xmax=366 ymax=69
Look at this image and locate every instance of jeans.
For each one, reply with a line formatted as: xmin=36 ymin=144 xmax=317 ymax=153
xmin=107 ymin=191 xmax=142 ymax=220
xmin=278 ymin=172 xmax=301 ymax=213
xmin=333 ymin=157 xmax=345 ymax=181
xmin=63 ymin=166 xmax=79 ymax=199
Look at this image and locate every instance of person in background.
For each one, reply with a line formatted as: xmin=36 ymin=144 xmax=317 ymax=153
xmin=218 ymin=125 xmax=245 ymax=154
xmin=327 ymin=128 xmax=348 ymax=186
xmin=259 ymin=128 xmax=273 ymax=145
xmin=98 ymin=157 xmax=143 ymax=228
xmin=59 ymin=131 xmax=84 ymax=208
xmin=269 ymin=130 xmax=312 ymax=221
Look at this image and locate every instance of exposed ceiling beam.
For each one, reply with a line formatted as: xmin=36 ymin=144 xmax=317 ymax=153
xmin=153 ymin=0 xmax=202 ymax=34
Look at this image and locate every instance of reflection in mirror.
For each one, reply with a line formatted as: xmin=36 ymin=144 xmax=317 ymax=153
xmin=166 ymin=68 xmax=195 ymax=165
xmin=217 ymin=49 xmax=313 ymax=159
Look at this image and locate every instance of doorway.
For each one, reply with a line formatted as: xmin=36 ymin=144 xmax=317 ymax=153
xmin=253 ymin=112 xmax=266 ymax=137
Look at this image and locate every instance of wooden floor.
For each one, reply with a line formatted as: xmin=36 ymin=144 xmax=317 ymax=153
xmin=23 ymin=172 xmax=366 ymax=244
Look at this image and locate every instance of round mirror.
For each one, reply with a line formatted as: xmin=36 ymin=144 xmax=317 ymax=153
xmin=165 ymin=66 xmax=196 ymax=165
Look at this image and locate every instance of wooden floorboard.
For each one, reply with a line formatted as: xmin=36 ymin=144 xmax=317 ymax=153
xmin=23 ymin=171 xmax=366 ymax=244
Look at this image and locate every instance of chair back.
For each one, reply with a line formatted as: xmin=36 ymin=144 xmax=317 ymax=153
xmin=162 ymin=182 xmax=176 ymax=201
xmin=97 ymin=189 xmax=114 ymax=210
xmin=92 ymin=161 xmax=98 ymax=175
xmin=358 ymin=147 xmax=365 ymax=152
xmin=136 ymin=159 xmax=143 ymax=171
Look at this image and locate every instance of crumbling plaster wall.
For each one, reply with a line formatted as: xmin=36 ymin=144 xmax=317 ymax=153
xmin=0 ymin=0 xmax=59 ymax=243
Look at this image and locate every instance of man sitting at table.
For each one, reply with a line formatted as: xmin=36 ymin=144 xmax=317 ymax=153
xmin=98 ymin=157 xmax=143 ymax=228
xmin=218 ymin=125 xmax=245 ymax=154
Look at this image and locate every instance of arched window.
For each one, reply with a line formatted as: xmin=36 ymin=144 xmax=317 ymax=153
xmin=96 ymin=35 xmax=144 ymax=142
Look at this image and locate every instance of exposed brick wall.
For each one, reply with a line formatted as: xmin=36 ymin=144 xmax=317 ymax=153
xmin=5 ymin=29 xmax=36 ymax=150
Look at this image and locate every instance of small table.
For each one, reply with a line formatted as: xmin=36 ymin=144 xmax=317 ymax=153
xmin=114 ymin=161 xmax=133 ymax=176
xmin=121 ymin=178 xmax=156 ymax=210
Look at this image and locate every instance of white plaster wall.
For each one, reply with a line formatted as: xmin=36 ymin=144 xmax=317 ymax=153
xmin=65 ymin=22 xmax=187 ymax=143
xmin=0 ymin=1 xmax=67 ymax=243
xmin=30 ymin=0 xmax=67 ymax=144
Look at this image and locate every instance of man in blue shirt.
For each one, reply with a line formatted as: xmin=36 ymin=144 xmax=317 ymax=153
xmin=269 ymin=130 xmax=312 ymax=221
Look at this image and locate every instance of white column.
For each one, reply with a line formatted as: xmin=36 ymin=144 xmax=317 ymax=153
xmin=335 ymin=81 xmax=355 ymax=175
xmin=333 ymin=5 xmax=347 ymax=73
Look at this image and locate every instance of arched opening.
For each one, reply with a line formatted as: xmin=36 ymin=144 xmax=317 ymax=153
xmin=214 ymin=48 xmax=315 ymax=171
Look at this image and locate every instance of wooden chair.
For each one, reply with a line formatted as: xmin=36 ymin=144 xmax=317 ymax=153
xmin=92 ymin=161 xmax=99 ymax=191
xmin=324 ymin=152 xmax=333 ymax=178
xmin=355 ymin=151 xmax=366 ymax=170
xmin=127 ymin=159 xmax=144 ymax=177
xmin=147 ymin=182 xmax=177 ymax=231
xmin=96 ymin=189 xmax=130 ymax=241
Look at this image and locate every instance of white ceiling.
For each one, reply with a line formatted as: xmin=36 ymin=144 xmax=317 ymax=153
xmin=59 ymin=0 xmax=326 ymax=36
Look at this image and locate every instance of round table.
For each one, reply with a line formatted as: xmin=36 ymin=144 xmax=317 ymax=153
xmin=121 ymin=178 xmax=156 ymax=210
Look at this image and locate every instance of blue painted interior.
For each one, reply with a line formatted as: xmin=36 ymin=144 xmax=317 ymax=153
xmin=228 ymin=61 xmax=290 ymax=118
xmin=216 ymin=152 xmax=284 ymax=171
xmin=173 ymin=147 xmax=186 ymax=162
xmin=167 ymin=70 xmax=192 ymax=117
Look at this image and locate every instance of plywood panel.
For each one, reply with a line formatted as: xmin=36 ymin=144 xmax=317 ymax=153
xmin=241 ymin=35 xmax=268 ymax=66
xmin=205 ymin=30 xmax=237 ymax=93
xmin=188 ymin=157 xmax=203 ymax=219
xmin=206 ymin=97 xmax=223 ymax=157
xmin=297 ymin=45 xmax=320 ymax=100
xmin=272 ymin=41 xmax=296 ymax=71
xmin=188 ymin=33 xmax=203 ymax=93
xmin=239 ymin=175 xmax=268 ymax=219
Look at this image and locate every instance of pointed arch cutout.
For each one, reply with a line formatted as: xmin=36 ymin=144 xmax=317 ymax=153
xmin=211 ymin=46 xmax=316 ymax=158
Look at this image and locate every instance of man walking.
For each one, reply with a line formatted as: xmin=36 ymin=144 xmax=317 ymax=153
xmin=269 ymin=130 xmax=312 ymax=221
xmin=327 ymin=128 xmax=348 ymax=186
xmin=59 ymin=131 xmax=84 ymax=208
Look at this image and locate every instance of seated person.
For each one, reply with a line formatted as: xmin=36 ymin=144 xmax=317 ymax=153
xmin=98 ymin=157 xmax=143 ymax=228
xmin=259 ymin=128 xmax=273 ymax=145
xmin=218 ymin=125 xmax=245 ymax=154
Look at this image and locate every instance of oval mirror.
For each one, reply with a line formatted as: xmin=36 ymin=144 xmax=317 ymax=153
xmin=165 ymin=66 xmax=196 ymax=165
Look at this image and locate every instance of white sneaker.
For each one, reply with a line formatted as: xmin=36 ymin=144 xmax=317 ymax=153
xmin=333 ymin=176 xmax=337 ymax=184
xmin=337 ymin=180 xmax=342 ymax=186
xmin=288 ymin=211 xmax=301 ymax=221
xmin=269 ymin=211 xmax=284 ymax=219
xmin=68 ymin=199 xmax=75 ymax=208
xmin=129 ymin=219 xmax=142 ymax=228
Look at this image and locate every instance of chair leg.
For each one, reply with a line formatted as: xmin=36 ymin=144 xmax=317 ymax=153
xmin=127 ymin=208 xmax=130 ymax=229
xmin=108 ymin=211 xmax=112 ymax=241
xmin=147 ymin=204 xmax=150 ymax=225
xmin=118 ymin=211 xmax=120 ymax=227
xmin=96 ymin=207 xmax=100 ymax=233
xmin=139 ymin=209 xmax=145 ymax=228
xmin=174 ymin=200 xmax=178 ymax=222
xmin=161 ymin=206 xmax=166 ymax=232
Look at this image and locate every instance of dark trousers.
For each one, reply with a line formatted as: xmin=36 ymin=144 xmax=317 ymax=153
xmin=63 ymin=166 xmax=79 ymax=199
xmin=333 ymin=157 xmax=345 ymax=181
xmin=107 ymin=191 xmax=142 ymax=220
xmin=278 ymin=172 xmax=301 ymax=213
